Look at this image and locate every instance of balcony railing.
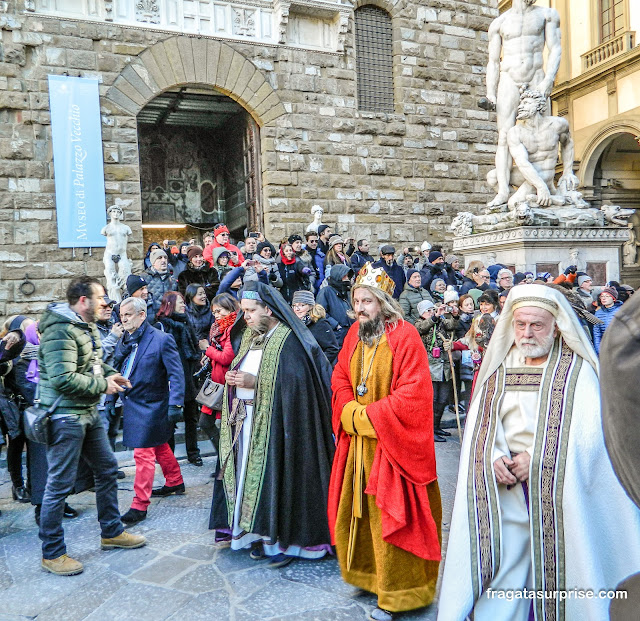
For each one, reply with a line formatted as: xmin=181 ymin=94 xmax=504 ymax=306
xmin=28 ymin=0 xmax=350 ymax=52
xmin=581 ymin=31 xmax=636 ymax=72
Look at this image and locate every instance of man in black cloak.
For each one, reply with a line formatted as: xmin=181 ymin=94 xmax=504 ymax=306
xmin=209 ymin=280 xmax=335 ymax=568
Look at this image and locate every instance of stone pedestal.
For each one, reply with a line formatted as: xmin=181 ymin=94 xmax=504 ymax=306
xmin=453 ymin=226 xmax=629 ymax=285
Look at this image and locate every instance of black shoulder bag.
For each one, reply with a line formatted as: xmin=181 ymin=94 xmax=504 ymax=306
xmin=23 ymin=384 xmax=63 ymax=445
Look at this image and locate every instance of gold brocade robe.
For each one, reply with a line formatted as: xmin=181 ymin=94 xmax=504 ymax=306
xmin=334 ymin=335 xmax=442 ymax=613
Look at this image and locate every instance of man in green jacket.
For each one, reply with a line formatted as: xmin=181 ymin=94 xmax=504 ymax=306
xmin=38 ymin=276 xmax=146 ymax=576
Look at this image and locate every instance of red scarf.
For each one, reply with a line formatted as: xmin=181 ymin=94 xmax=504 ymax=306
xmin=279 ymin=247 xmax=296 ymax=265
xmin=209 ymin=311 xmax=237 ymax=341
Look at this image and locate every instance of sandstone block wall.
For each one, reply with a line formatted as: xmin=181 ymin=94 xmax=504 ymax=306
xmin=0 ymin=0 xmax=496 ymax=316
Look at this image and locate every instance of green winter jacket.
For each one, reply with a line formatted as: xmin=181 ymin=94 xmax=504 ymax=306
xmin=398 ymin=284 xmax=434 ymax=325
xmin=38 ymin=303 xmax=117 ymax=415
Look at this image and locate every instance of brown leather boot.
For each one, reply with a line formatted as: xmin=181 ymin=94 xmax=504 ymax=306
xmin=101 ymin=531 xmax=147 ymax=550
xmin=41 ymin=554 xmax=84 ymax=576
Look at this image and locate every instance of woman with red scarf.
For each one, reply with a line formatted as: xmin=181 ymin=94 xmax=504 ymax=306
xmin=199 ymin=293 xmax=239 ymax=460
xmin=278 ymin=242 xmax=313 ymax=304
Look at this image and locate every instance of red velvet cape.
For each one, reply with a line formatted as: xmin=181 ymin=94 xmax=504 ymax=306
xmin=328 ymin=319 xmax=441 ymax=561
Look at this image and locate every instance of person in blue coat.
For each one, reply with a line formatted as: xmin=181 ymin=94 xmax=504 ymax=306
xmin=372 ymin=245 xmax=405 ymax=299
xmin=593 ymin=286 xmax=623 ymax=355
xmin=107 ymin=297 xmax=186 ymax=524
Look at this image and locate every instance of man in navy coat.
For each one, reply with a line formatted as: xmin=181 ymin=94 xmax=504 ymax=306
xmin=106 ymin=297 xmax=186 ymax=524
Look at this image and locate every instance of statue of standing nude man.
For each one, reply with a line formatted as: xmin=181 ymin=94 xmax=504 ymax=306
xmin=482 ymin=0 xmax=562 ymax=210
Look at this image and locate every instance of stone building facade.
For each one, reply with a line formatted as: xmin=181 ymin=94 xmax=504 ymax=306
xmin=0 ymin=0 xmax=496 ymax=316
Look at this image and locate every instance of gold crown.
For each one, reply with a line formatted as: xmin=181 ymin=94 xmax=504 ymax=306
xmin=354 ymin=262 xmax=396 ymax=296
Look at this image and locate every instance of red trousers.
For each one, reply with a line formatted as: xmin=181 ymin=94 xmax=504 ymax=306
xmin=131 ymin=443 xmax=183 ymax=511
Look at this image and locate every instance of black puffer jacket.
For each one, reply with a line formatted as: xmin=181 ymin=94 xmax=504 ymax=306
xmin=316 ymin=264 xmax=354 ymax=346
xmin=154 ymin=313 xmax=201 ymax=401
xmin=307 ymin=318 xmax=340 ymax=366
xmin=187 ymin=303 xmax=214 ymax=342
xmin=278 ymin=258 xmax=311 ymax=304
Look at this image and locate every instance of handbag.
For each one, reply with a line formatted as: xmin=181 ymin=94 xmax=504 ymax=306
xmin=23 ymin=384 xmax=63 ymax=445
xmin=196 ymin=377 xmax=225 ymax=411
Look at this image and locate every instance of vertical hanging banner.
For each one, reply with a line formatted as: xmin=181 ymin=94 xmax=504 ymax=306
xmin=48 ymin=75 xmax=107 ymax=248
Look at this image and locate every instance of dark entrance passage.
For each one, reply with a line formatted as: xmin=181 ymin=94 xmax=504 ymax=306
xmin=137 ymin=87 xmax=262 ymax=248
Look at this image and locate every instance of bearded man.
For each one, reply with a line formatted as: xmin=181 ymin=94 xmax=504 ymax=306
xmin=438 ymin=284 xmax=640 ymax=621
xmin=209 ymin=281 xmax=334 ymax=569
xmin=328 ymin=263 xmax=442 ymax=621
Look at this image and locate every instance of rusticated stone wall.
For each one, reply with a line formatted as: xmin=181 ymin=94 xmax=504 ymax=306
xmin=0 ymin=0 xmax=496 ymax=316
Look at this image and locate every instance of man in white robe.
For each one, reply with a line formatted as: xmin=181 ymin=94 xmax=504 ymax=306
xmin=438 ymin=284 xmax=640 ymax=621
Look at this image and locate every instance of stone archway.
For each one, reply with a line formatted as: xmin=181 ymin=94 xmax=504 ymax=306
xmin=579 ymin=121 xmax=640 ymax=188
xmin=104 ymin=36 xmax=286 ymax=126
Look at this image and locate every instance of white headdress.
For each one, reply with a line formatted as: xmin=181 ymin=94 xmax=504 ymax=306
xmin=473 ymin=284 xmax=598 ymax=397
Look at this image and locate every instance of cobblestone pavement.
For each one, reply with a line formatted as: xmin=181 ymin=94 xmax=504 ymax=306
xmin=0 ymin=436 xmax=461 ymax=620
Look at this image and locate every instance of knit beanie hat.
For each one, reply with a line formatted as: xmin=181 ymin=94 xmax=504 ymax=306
xmin=406 ymin=268 xmax=420 ymax=283
xmin=288 ymin=234 xmax=303 ymax=244
xmin=417 ymin=299 xmax=435 ymax=316
xmin=329 ymin=235 xmax=345 ymax=250
xmin=187 ymin=245 xmax=203 ymax=261
xmin=317 ymin=224 xmax=331 ymax=236
xmin=443 ymin=286 xmax=459 ymax=304
xmin=421 ymin=241 xmax=432 ymax=252
xmin=291 ymin=290 xmax=315 ymax=306
xmin=447 ymin=255 xmax=460 ymax=265
xmin=126 ymin=274 xmax=146 ymax=296
xmin=150 ymin=248 xmax=167 ymax=266
xmin=600 ymin=286 xmax=618 ymax=300
xmin=514 ymin=272 xmax=527 ymax=285
xmin=578 ymin=274 xmax=592 ymax=286
xmin=257 ymin=241 xmax=271 ymax=254
xmin=429 ymin=251 xmax=443 ymax=263
xmin=430 ymin=278 xmax=445 ymax=292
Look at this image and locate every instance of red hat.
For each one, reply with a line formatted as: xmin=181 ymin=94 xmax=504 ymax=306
xmin=214 ymin=225 xmax=230 ymax=236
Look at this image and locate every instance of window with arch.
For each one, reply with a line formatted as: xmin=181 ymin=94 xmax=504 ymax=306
xmin=354 ymin=5 xmax=394 ymax=113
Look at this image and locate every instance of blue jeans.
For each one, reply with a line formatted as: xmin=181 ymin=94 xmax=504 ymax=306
xmin=39 ymin=410 xmax=123 ymax=559
xmin=98 ymin=405 xmax=121 ymax=452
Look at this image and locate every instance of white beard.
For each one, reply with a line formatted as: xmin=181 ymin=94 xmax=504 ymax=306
xmin=515 ymin=331 xmax=556 ymax=359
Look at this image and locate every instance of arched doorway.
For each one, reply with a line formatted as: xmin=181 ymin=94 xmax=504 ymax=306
xmin=582 ymin=130 xmax=640 ymax=285
xmin=103 ymin=36 xmax=287 ymax=249
xmin=590 ymin=132 xmax=640 ymax=211
xmin=137 ymin=86 xmax=261 ymax=248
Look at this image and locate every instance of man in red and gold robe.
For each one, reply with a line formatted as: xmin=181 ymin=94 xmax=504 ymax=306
xmin=328 ymin=263 xmax=442 ymax=621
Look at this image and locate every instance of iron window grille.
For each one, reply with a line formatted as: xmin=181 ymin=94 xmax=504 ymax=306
xmin=355 ymin=5 xmax=394 ymax=113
